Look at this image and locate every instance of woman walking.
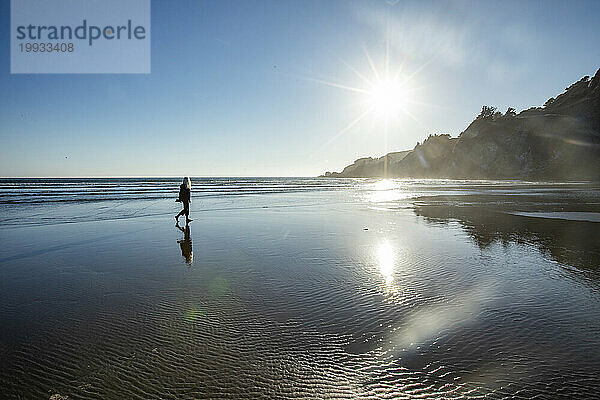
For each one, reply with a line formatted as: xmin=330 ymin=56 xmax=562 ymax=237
xmin=176 ymin=177 xmax=193 ymax=224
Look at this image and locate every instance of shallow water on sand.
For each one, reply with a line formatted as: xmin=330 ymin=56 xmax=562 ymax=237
xmin=1 ymin=178 xmax=600 ymax=399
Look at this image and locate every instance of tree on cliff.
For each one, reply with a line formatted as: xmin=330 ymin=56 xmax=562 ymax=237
xmin=478 ymin=105 xmax=498 ymax=119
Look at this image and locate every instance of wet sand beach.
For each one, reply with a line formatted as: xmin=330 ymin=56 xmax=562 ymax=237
xmin=1 ymin=178 xmax=600 ymax=398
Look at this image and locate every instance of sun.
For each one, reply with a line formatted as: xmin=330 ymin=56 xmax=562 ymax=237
xmin=367 ymin=78 xmax=407 ymax=119
xmin=300 ymin=44 xmax=432 ymax=159
xmin=300 ymin=51 xmax=426 ymax=129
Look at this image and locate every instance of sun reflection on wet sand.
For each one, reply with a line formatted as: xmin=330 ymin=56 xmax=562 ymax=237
xmin=374 ymin=240 xmax=411 ymax=304
xmin=367 ymin=179 xmax=413 ymax=203
xmin=378 ymin=241 xmax=395 ymax=285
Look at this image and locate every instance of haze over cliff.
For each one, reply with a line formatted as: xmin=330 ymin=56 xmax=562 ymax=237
xmin=323 ymin=68 xmax=600 ymax=181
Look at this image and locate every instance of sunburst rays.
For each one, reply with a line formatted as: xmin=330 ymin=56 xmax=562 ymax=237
xmin=300 ymin=44 xmax=435 ymax=161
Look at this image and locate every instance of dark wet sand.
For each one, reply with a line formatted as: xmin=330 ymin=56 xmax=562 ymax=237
xmin=1 ymin=181 xmax=600 ymax=398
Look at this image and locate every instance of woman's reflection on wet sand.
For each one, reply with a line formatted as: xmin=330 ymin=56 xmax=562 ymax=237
xmin=176 ymin=222 xmax=193 ymax=265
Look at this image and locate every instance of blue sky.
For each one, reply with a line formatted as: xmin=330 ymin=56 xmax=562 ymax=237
xmin=1 ymin=0 xmax=599 ymax=177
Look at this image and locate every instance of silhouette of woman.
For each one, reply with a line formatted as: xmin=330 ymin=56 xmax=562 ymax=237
xmin=176 ymin=177 xmax=193 ymax=224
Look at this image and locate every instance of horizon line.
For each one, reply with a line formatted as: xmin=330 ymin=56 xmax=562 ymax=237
xmin=0 ymin=175 xmax=321 ymax=179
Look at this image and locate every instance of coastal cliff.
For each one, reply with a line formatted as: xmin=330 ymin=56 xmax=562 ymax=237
xmin=322 ymin=68 xmax=600 ymax=180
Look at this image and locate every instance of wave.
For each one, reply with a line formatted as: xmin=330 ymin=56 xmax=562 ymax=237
xmin=0 ymin=178 xmax=357 ymax=204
